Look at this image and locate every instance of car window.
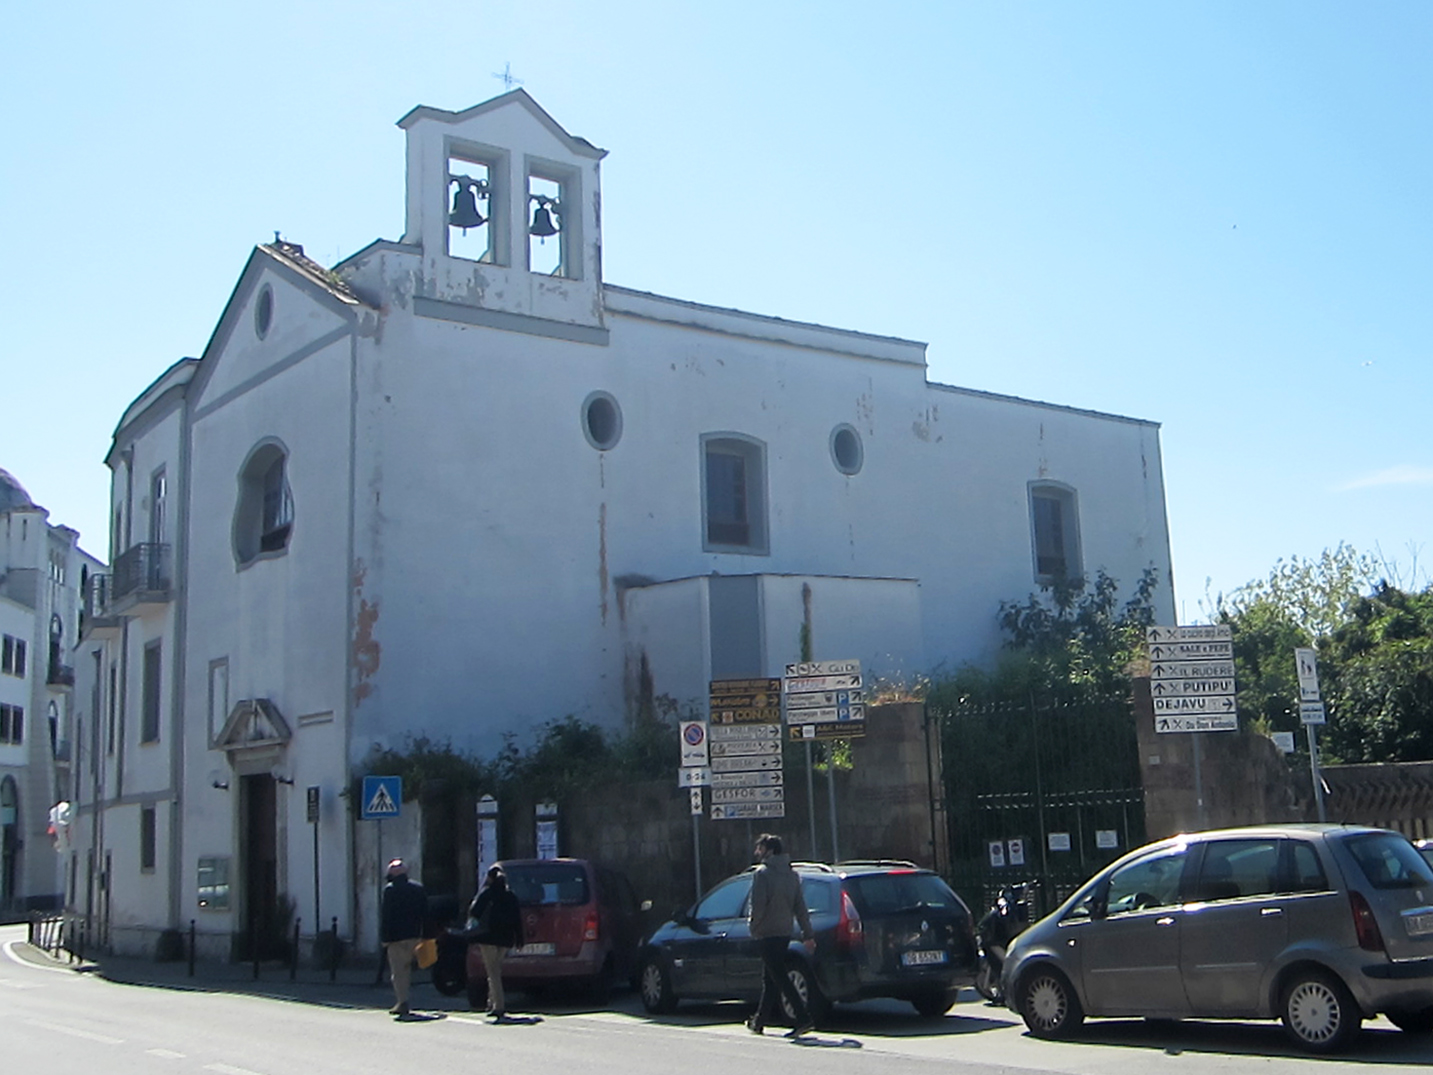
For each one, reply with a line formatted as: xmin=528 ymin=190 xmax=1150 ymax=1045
xmin=1105 ymin=846 xmax=1188 ymax=914
xmin=1344 ymin=832 xmax=1433 ymax=890
xmin=1194 ymin=838 xmax=1279 ymax=901
xmin=844 ymin=872 xmax=962 ymax=915
xmin=1282 ymin=840 xmax=1331 ymax=893
xmin=694 ymin=876 xmax=752 ymax=920
xmin=802 ymin=877 xmax=837 ymax=915
xmin=504 ymin=862 xmax=590 ymax=905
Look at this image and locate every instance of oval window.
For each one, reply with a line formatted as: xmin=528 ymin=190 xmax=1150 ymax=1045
xmin=255 ymin=285 xmax=274 ymax=339
xmin=830 ymin=424 xmax=863 ymax=475
xmin=582 ymin=392 xmax=622 ymax=450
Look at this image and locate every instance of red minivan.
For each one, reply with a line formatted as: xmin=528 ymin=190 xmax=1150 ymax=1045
xmin=465 ymin=858 xmax=644 ymax=1008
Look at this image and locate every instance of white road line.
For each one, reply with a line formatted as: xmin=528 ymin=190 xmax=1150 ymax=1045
xmin=2 ymin=939 xmax=78 ymax=974
xmin=26 ymin=1017 xmax=124 ymax=1044
xmin=147 ymin=1048 xmax=187 ymax=1059
xmin=205 ymin=1064 xmax=268 ymax=1075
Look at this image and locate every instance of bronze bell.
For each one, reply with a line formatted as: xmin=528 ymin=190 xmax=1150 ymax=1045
xmin=450 ymin=184 xmax=485 ymax=231
xmin=530 ymin=201 xmax=558 ymax=237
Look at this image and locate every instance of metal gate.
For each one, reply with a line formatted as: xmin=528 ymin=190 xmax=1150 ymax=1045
xmin=936 ymin=695 xmax=1145 ymax=919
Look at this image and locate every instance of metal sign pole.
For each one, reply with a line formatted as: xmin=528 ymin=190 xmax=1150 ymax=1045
xmin=804 ymin=741 xmax=817 ymax=858
xmin=825 ymin=743 xmax=840 ymax=863
xmin=1308 ymin=725 xmax=1328 ymax=822
xmin=692 ymin=812 xmax=702 ymax=901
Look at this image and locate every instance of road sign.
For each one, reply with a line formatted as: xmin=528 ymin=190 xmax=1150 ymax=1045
xmin=710 ymin=770 xmax=783 ymax=788
xmin=690 ymin=788 xmax=704 ymax=815
xmin=711 ymin=678 xmax=782 ymax=695
xmin=786 ymin=689 xmax=864 ymax=710
xmin=1147 ymin=625 xmax=1232 ymax=643
xmin=710 ymin=723 xmax=781 ymax=741
xmin=711 ymin=802 xmax=786 ymax=820
xmin=1147 ymin=640 xmax=1234 ymax=661
xmin=1300 ymin=701 xmax=1327 ymax=726
xmin=678 ymin=766 xmax=710 ymax=787
xmin=785 ymin=660 xmax=862 ymax=678
xmin=1007 ymin=838 xmax=1026 ymax=866
xmin=712 ymin=754 xmax=782 ymax=772
xmin=783 ymin=674 xmax=862 ymax=693
xmin=710 ymin=706 xmax=782 ymax=724
xmin=1153 ymin=694 xmax=1237 ymax=715
xmin=680 ymin=721 xmax=709 ymax=766
xmin=306 ymin=786 xmax=320 ymax=824
xmin=790 ymin=721 xmax=868 ymax=741
xmin=1155 ymin=714 xmax=1239 ymax=732
xmin=360 ymin=775 xmax=401 ymax=820
xmin=711 ymin=786 xmax=785 ymax=804
xmin=1294 ymin=648 xmax=1321 ymax=702
xmin=1150 ymin=660 xmax=1236 ymax=680
xmin=1151 ymin=678 xmax=1236 ymax=698
xmin=711 ymin=739 xmax=781 ymax=756
xmin=785 ymin=703 xmax=867 ymax=724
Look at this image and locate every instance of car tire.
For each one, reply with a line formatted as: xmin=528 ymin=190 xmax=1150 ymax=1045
xmin=466 ymin=973 xmax=489 ymax=1012
xmin=1018 ymin=966 xmax=1084 ymax=1039
xmin=912 ymin=989 xmax=955 ymax=1017
xmin=431 ymin=960 xmax=466 ymax=997
xmin=1279 ymin=969 xmax=1360 ymax=1053
xmin=1388 ymin=1006 xmax=1433 ymax=1034
xmin=780 ymin=960 xmax=831 ymax=1026
xmin=638 ymin=956 xmax=678 ymax=1014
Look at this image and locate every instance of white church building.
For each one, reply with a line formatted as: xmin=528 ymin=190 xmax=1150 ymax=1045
xmin=70 ymin=91 xmax=1174 ymax=956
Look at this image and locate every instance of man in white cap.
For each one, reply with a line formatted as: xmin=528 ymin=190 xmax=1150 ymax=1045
xmin=380 ymin=858 xmax=428 ymax=1016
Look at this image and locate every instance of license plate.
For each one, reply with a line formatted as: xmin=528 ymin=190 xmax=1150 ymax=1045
xmin=511 ymin=942 xmax=555 ymax=956
xmin=1404 ymin=911 xmax=1433 ymax=938
xmin=901 ymin=949 xmax=948 ymax=967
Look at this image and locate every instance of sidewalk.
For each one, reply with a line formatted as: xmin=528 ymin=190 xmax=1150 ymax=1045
xmin=20 ymin=940 xmax=478 ymax=1014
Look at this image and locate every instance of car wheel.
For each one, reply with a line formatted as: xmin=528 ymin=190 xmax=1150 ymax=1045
xmin=1387 ymin=1006 xmax=1433 ymax=1034
xmin=638 ymin=957 xmax=678 ymax=1014
xmin=912 ymin=989 xmax=955 ymax=1017
xmin=466 ymin=973 xmax=489 ymax=1012
xmin=1018 ymin=966 xmax=1084 ymax=1039
xmin=431 ymin=959 xmax=466 ymax=997
xmin=1280 ymin=970 xmax=1360 ymax=1052
xmin=780 ymin=960 xmax=831 ymax=1026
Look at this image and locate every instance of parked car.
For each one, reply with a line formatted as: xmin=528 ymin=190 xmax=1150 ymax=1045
xmin=464 ymin=858 xmax=645 ymax=1008
xmin=1001 ymin=824 xmax=1433 ymax=1052
xmin=638 ymin=860 xmax=977 ymax=1021
xmin=1417 ymin=839 xmax=1433 ymax=872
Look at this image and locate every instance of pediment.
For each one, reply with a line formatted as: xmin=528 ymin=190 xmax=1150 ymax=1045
xmin=218 ymin=698 xmax=292 ymax=752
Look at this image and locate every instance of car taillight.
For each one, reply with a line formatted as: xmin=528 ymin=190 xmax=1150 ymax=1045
xmin=836 ymin=890 xmax=863 ymax=949
xmin=584 ymin=911 xmax=599 ymax=942
xmin=1349 ymin=891 xmax=1385 ymax=952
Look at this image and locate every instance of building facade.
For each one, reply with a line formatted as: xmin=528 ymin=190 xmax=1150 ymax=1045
xmin=0 ymin=469 xmax=102 ymax=915
xmin=72 ymin=91 xmax=1175 ymax=956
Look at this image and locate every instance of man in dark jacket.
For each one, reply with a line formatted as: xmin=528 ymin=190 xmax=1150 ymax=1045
xmin=467 ymin=865 xmax=524 ymax=1020
xmin=380 ymin=858 xmax=428 ymax=1016
xmin=746 ymin=834 xmax=817 ymax=1037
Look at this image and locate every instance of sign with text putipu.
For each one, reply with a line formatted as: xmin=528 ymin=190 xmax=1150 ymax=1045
xmin=706 ymin=678 xmax=785 ymax=819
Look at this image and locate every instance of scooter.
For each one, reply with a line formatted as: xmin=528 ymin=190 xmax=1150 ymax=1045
xmin=973 ymin=881 xmax=1037 ymax=1003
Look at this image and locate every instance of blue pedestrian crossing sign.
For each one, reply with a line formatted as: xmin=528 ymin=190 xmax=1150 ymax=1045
xmin=361 ymin=775 xmax=402 ymax=820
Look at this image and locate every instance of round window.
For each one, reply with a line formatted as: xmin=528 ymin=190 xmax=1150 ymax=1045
xmin=830 ymin=424 xmax=863 ymax=475
xmin=255 ymin=285 xmax=274 ymax=339
xmin=582 ymin=392 xmax=622 ymax=450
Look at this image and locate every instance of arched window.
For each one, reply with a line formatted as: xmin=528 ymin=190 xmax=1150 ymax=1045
xmin=234 ymin=442 xmax=294 ymax=564
xmin=701 ymin=433 xmax=769 ymax=554
xmin=1028 ymin=481 xmax=1081 ymax=582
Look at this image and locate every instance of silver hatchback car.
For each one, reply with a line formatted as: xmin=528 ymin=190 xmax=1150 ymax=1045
xmin=1001 ymin=824 xmax=1433 ymax=1052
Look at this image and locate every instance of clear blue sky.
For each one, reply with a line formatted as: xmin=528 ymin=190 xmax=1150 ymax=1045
xmin=4 ymin=1 xmax=1430 ymax=624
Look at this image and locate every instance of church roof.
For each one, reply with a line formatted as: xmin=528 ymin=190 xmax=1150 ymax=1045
xmin=0 ymin=467 xmax=39 ymax=513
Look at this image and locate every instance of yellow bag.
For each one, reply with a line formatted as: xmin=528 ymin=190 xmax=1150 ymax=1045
xmin=415 ymin=937 xmax=438 ymax=969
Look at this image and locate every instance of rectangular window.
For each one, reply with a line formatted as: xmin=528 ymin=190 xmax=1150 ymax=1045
xmin=209 ymin=659 xmax=229 ymax=745
xmin=141 ymin=641 xmax=162 ymax=743
xmin=107 ymin=665 xmax=117 ymax=755
xmin=149 ymin=468 xmax=167 ymax=546
xmin=702 ymin=435 xmax=769 ymax=554
xmin=0 ymin=704 xmax=22 ymax=745
xmin=1030 ymin=484 xmax=1080 ymax=581
xmin=197 ymin=856 xmax=231 ymax=910
xmin=140 ymin=806 xmax=156 ymax=871
xmin=2 ymin=636 xmax=25 ymax=678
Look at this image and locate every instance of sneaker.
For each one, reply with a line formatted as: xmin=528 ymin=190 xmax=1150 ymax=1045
xmin=784 ymin=1021 xmax=815 ymax=1039
xmin=745 ymin=1016 xmax=764 ymax=1035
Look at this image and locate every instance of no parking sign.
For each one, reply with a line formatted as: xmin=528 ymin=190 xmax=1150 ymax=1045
xmin=680 ymin=720 xmax=710 ymax=767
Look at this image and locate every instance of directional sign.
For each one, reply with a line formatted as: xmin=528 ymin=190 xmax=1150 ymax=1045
xmin=712 ymin=754 xmax=782 ymax=772
xmin=711 ymin=786 xmax=785 ymax=804
xmin=1300 ymin=702 xmax=1327 ymax=726
xmin=1150 ymin=678 xmax=1236 ymax=698
xmin=710 ymin=707 xmax=783 ymax=725
xmin=785 ymin=660 xmax=862 ymax=678
xmin=1294 ymin=648 xmax=1321 ymax=702
xmin=711 ymin=678 xmax=782 ymax=695
xmin=1147 ymin=625 xmax=1232 ymax=643
xmin=786 ymin=704 xmax=867 ymax=724
xmin=680 ymin=721 xmax=710 ymax=766
xmin=1153 ymin=694 xmax=1237 ymax=714
xmin=1156 ymin=714 xmax=1239 ymax=733
xmin=783 ymin=674 xmax=862 ymax=693
xmin=710 ymin=770 xmax=784 ymax=788
xmin=1150 ymin=660 xmax=1236 ymax=680
xmin=678 ymin=766 xmax=711 ymax=787
xmin=790 ymin=722 xmax=867 ymax=741
xmin=710 ymin=723 xmax=781 ymax=741
xmin=710 ymin=802 xmax=785 ymax=821
xmin=360 ymin=775 xmax=402 ymax=820
xmin=1147 ymin=641 xmax=1234 ymax=661
xmin=786 ymin=689 xmax=864 ymax=710
xmin=711 ymin=739 xmax=781 ymax=756
xmin=690 ymin=787 xmax=704 ymax=815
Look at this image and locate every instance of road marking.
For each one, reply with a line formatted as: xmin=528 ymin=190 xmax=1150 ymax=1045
xmin=148 ymin=1048 xmax=187 ymax=1059
xmin=27 ymin=1017 xmax=124 ymax=1044
xmin=2 ymin=939 xmax=77 ymax=974
xmin=205 ymin=1064 xmax=268 ymax=1075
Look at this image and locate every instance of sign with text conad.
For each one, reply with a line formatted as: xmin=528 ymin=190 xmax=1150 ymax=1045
xmin=1147 ymin=626 xmax=1238 ymax=733
xmin=707 ymin=679 xmax=785 ymax=819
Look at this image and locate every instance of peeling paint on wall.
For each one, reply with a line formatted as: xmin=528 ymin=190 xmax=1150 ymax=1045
xmin=352 ymin=559 xmax=380 ymax=705
xmin=599 ymin=502 xmax=609 ymax=626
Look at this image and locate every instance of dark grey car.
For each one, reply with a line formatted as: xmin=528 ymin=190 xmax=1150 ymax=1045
xmin=1002 ymin=824 xmax=1433 ymax=1052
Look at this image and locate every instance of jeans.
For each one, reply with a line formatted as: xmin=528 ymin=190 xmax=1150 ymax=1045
xmin=755 ymin=936 xmax=810 ymax=1028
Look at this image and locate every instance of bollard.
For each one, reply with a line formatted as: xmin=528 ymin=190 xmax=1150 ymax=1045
xmin=251 ymin=906 xmax=260 ymax=980
xmin=329 ymin=916 xmax=339 ymax=982
xmin=188 ymin=919 xmax=196 ymax=977
xmin=291 ymin=918 xmax=300 ymax=981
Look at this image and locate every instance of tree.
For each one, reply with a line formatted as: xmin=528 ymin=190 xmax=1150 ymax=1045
xmin=1212 ymin=543 xmax=1377 ymax=641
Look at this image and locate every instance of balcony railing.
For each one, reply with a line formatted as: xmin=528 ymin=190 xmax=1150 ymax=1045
xmin=81 ymin=573 xmax=123 ymax=638
xmin=111 ymin=543 xmax=173 ymax=607
xmin=47 ymin=663 xmax=75 ymax=687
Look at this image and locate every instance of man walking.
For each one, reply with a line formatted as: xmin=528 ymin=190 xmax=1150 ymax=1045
xmin=745 ymin=834 xmax=817 ymax=1038
xmin=380 ymin=858 xmax=427 ymax=1017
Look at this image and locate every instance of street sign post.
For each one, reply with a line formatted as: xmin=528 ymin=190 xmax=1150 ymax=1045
xmin=1293 ymin=648 xmax=1328 ymax=821
xmin=1148 ymin=626 xmax=1238 ymax=831
xmin=707 ymin=679 xmax=785 ymax=821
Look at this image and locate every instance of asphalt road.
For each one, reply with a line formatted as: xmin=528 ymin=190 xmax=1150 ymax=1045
xmin=4 ymin=924 xmax=1433 ymax=1075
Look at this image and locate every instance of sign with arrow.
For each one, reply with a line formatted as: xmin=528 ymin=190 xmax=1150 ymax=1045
xmin=1148 ymin=626 xmax=1238 ymax=733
